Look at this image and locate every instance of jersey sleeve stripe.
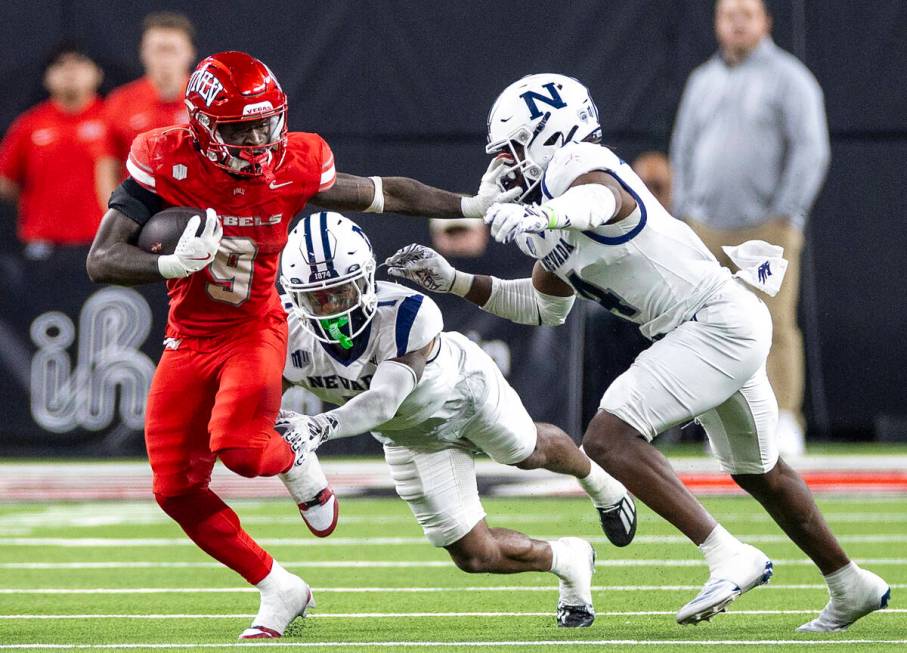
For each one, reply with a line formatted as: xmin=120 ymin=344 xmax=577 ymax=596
xmin=582 ymin=170 xmax=647 ymax=245
xmin=540 ymin=170 xmax=553 ymax=201
xmin=395 ymin=295 xmax=424 ymax=357
xmin=126 ymin=156 xmax=156 ymax=189
xmin=321 ymin=154 xmax=334 ymax=171
xmin=318 ymin=167 xmax=336 ymax=192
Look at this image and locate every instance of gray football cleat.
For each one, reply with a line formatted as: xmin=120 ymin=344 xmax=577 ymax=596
xmin=677 ymin=545 xmax=773 ymax=625
xmin=797 ymin=569 xmax=890 ymax=632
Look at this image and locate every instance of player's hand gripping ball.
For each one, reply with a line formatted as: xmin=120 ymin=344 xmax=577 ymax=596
xmin=138 ymin=207 xmax=223 ymax=279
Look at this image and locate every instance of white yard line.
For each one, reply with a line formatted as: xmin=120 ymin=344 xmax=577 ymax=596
xmin=2 ymin=584 xmax=905 ymax=594
xmin=4 ymin=511 xmax=907 ymax=529
xmin=1 ymin=610 xmax=906 ymax=619
xmin=3 ymin=557 xmax=907 ymax=570
xmin=3 ymin=534 xmax=907 ymax=547
xmin=2 ymin=639 xmax=907 ymax=649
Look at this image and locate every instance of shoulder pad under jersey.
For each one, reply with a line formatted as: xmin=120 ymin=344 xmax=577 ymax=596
xmin=391 ymin=291 xmax=443 ymax=357
xmin=542 ymin=142 xmax=623 ymax=200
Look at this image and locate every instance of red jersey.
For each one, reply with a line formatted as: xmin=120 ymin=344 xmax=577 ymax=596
xmin=0 ymin=98 xmax=107 ymax=244
xmin=127 ymin=126 xmax=336 ymax=339
xmin=103 ymin=77 xmax=188 ymax=164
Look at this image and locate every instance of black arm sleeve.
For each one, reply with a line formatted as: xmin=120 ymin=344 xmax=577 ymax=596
xmin=108 ymin=178 xmax=163 ymax=226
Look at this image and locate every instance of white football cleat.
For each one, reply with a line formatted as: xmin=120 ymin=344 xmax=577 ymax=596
xmin=797 ymin=569 xmax=890 ymax=632
xmin=299 ymin=487 xmax=339 ymax=538
xmin=555 ymin=537 xmax=596 ymax=628
xmin=239 ymin=571 xmax=314 ymax=639
xmin=676 ymin=544 xmax=773 ymax=625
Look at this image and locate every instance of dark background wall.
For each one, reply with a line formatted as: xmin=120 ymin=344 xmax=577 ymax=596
xmin=1 ymin=0 xmax=905 ymax=450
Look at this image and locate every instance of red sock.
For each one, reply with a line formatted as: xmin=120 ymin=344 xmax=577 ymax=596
xmin=218 ymin=436 xmax=294 ymax=478
xmin=155 ymin=488 xmax=273 ymax=584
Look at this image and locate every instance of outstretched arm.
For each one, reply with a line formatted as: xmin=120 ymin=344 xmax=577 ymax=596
xmin=311 ymin=159 xmax=519 ymax=219
xmin=321 ymin=342 xmax=433 ymax=438
xmin=385 ymin=244 xmax=575 ymax=326
xmin=484 ymin=170 xmax=635 ymax=243
xmin=312 ymin=172 xmax=463 ymax=217
xmin=277 ymin=341 xmax=434 ymax=448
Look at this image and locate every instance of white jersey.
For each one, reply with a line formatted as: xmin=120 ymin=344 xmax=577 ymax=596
xmin=283 ymin=281 xmax=499 ymax=447
xmin=523 ymin=142 xmax=731 ymax=339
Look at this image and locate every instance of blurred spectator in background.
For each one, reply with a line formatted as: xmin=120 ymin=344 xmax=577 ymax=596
xmin=96 ymin=11 xmax=196 ymax=197
xmin=670 ymin=0 xmax=830 ymax=457
xmin=631 ymin=151 xmax=672 ymax=210
xmin=0 ymin=44 xmax=107 ymax=258
xmin=429 ymin=217 xmax=489 ymax=258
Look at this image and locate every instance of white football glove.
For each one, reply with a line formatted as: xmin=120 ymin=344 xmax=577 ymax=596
xmin=460 ymin=157 xmax=522 ymax=219
xmin=484 ymin=202 xmax=551 ymax=243
xmin=157 ymin=208 xmax=223 ymax=279
xmin=385 ymin=244 xmax=458 ymax=292
xmin=275 ymin=409 xmax=337 ymax=467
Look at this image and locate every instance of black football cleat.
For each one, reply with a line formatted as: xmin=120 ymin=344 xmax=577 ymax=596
xmin=557 ymin=602 xmax=596 ymax=628
xmin=597 ymin=494 xmax=637 ymax=547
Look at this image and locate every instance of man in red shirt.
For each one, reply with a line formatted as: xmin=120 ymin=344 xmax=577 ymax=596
xmin=96 ymin=12 xmax=196 ymax=199
xmin=0 ymin=44 xmax=108 ymax=255
xmin=86 ymin=51 xmax=515 ymax=639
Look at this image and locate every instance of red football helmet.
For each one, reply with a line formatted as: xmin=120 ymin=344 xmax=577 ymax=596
xmin=184 ymin=51 xmax=288 ymax=178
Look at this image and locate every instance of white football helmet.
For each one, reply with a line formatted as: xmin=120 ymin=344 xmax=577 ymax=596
xmin=280 ymin=212 xmax=377 ymax=349
xmin=486 ymin=73 xmax=601 ymax=202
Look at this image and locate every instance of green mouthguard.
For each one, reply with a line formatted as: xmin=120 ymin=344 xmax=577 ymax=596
xmin=321 ymin=316 xmax=354 ymax=350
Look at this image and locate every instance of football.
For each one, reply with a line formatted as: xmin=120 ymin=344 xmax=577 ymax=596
xmin=136 ymin=206 xmax=205 ymax=255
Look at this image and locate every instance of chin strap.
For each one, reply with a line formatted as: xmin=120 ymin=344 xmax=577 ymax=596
xmin=240 ymin=149 xmax=276 ymax=182
xmin=321 ymin=316 xmax=354 ymax=349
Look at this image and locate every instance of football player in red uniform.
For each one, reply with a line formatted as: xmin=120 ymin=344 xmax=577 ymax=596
xmin=86 ymin=51 xmax=516 ymax=639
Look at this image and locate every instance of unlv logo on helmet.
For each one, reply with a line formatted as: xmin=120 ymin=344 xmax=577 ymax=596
xmin=187 ymin=68 xmax=225 ymax=107
xmin=184 ymin=51 xmax=289 ymax=177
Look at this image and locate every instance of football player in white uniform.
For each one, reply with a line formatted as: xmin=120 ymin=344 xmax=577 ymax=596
xmin=275 ymin=211 xmax=638 ymax=628
xmin=386 ymin=74 xmax=890 ymax=632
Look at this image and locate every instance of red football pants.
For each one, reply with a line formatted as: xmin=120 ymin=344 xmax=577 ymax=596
xmin=145 ymin=321 xmax=293 ymax=584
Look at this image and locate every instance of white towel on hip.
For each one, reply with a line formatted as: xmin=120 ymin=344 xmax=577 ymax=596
xmin=721 ymin=240 xmax=788 ymax=297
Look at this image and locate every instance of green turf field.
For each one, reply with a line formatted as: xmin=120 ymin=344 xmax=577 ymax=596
xmin=0 ymin=494 xmax=903 ymax=652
